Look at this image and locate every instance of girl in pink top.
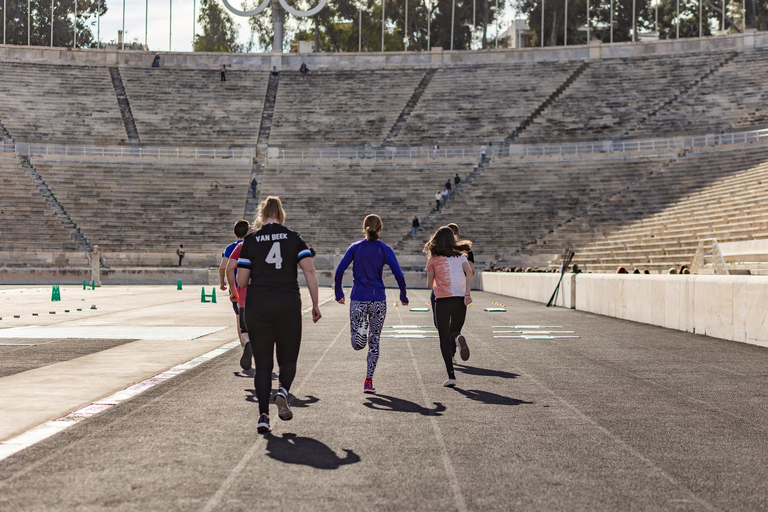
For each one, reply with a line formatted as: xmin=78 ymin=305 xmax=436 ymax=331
xmin=425 ymin=226 xmax=473 ymax=387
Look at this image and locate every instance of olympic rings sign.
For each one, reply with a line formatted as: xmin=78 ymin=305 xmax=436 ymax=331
xmin=221 ymin=0 xmax=328 ymax=17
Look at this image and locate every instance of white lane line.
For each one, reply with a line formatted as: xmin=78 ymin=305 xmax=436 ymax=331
xmin=201 ymin=299 xmax=347 ymax=512
xmin=0 ymin=294 xmax=338 ymax=465
xmin=396 ymin=292 xmax=468 ymax=512
xmin=0 ymin=340 xmax=240 ymax=463
xmin=0 ymin=343 xmax=36 ymax=347
xmin=465 ymin=330 xmax=719 ymax=512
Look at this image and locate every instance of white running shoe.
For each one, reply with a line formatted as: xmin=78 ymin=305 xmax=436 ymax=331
xmin=275 ymin=387 xmax=293 ymax=421
xmin=443 ymin=378 xmax=457 ymax=387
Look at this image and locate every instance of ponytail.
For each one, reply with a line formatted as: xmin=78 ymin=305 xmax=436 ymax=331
xmin=363 ymin=214 xmax=382 ymax=241
xmin=255 ymin=196 xmax=286 ymax=226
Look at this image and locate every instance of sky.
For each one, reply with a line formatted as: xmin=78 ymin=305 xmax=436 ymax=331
xmin=93 ymin=0 xmax=518 ymax=52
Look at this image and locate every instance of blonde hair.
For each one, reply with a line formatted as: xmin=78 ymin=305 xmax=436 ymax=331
xmin=255 ymin=196 xmax=286 ymax=226
xmin=363 ymin=214 xmax=382 ymax=241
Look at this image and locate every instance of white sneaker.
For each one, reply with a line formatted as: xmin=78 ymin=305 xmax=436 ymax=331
xmin=275 ymin=387 xmax=293 ymax=421
xmin=443 ymin=378 xmax=456 ymax=387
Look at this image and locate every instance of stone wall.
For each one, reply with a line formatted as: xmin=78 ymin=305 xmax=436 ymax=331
xmin=479 ymin=272 xmax=768 ymax=347
xmin=0 ymin=31 xmax=764 ymax=70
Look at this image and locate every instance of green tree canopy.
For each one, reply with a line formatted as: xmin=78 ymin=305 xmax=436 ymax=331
xmin=194 ymin=0 xmax=243 ymax=52
xmin=0 ymin=0 xmax=106 ymax=47
xmin=516 ymin=0 xmax=754 ymax=45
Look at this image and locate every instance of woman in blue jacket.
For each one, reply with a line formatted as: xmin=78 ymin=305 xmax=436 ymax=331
xmin=334 ymin=214 xmax=409 ymax=393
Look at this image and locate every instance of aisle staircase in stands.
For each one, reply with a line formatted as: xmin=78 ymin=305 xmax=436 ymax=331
xmin=18 ymin=156 xmax=92 ymax=253
xmin=256 ymin=72 xmax=280 ymax=157
xmin=382 ymin=69 xmax=438 ymax=145
xmin=618 ymin=52 xmax=738 ymax=139
xmin=506 ymin=62 xmax=590 ymax=144
xmin=109 ymin=67 xmax=141 ymax=146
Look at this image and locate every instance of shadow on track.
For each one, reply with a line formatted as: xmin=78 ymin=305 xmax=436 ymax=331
xmin=245 ymin=390 xmax=320 ymax=408
xmin=265 ymin=433 xmax=361 ymax=469
xmin=364 ymin=394 xmax=446 ymax=416
xmin=454 ymin=364 xmax=519 ymax=380
xmin=452 ymin=388 xmax=533 ymax=406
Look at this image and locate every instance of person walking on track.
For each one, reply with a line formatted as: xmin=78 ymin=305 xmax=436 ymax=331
xmin=334 ymin=214 xmax=409 ymax=394
xmin=424 ymin=226 xmax=473 ymax=387
xmin=237 ymin=196 xmax=322 ymax=433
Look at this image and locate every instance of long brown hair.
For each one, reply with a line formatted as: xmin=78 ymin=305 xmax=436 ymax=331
xmin=255 ymin=196 xmax=285 ymax=226
xmin=423 ymin=226 xmax=472 ymax=257
xmin=363 ymin=214 xmax=382 ymax=241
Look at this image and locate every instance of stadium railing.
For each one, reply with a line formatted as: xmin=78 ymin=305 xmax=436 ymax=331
xmin=5 ymin=126 xmax=768 ymax=162
xmin=13 ymin=143 xmax=255 ymax=160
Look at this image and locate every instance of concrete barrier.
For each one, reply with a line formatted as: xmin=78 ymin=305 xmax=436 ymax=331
xmin=0 ymin=30 xmax=763 ymax=70
xmin=480 ymin=272 xmax=768 ymax=347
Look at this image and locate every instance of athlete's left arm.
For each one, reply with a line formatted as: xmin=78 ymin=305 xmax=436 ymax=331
xmin=299 ymin=257 xmax=322 ymax=323
xmin=236 ymin=267 xmax=250 ymax=290
xmin=427 ymin=270 xmax=435 ymax=290
xmin=384 ymin=245 xmax=409 ymax=305
xmin=225 ymin=258 xmax=238 ymax=301
xmin=462 ymin=261 xmax=473 ymax=306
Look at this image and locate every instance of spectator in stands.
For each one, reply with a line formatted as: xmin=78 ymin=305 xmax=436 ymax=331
xmin=454 ymin=173 xmax=461 ymax=195
xmin=412 ymin=216 xmax=420 ymax=236
xmin=668 ymin=268 xmax=678 ymax=274
xmin=441 ymin=187 xmax=450 ymax=207
xmin=221 ymin=64 xmax=227 ymax=82
xmin=644 ymin=270 xmax=650 ymax=274
xmin=151 ymin=54 xmax=160 ymax=68
xmin=633 ymin=269 xmax=641 ymax=274
xmin=444 ymin=179 xmax=452 ymax=198
xmin=176 ymin=245 xmax=185 ymax=267
xmin=679 ymin=265 xmax=690 ymax=274
xmin=271 ymin=66 xmax=279 ymax=76
xmin=480 ymin=143 xmax=487 ymax=163
xmin=432 ymin=141 xmax=439 ymax=159
xmin=616 ymin=266 xmax=628 ymax=274
xmin=434 ymin=190 xmax=442 ymax=212
xmin=571 ymin=264 xmax=582 ymax=274
xmin=250 ymin=177 xmax=257 ymax=199
xmin=300 ymin=62 xmax=309 ymax=75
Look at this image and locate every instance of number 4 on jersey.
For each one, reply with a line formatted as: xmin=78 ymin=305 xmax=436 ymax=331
xmin=266 ymin=241 xmax=283 ymax=269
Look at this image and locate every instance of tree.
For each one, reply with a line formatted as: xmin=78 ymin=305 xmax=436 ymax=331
xmin=194 ymin=0 xmax=243 ymax=52
xmin=0 ymin=0 xmax=106 ymax=47
xmin=516 ymin=0 xmax=751 ymax=45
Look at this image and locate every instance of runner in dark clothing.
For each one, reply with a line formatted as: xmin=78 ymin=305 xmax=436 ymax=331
xmin=237 ymin=196 xmax=321 ymax=433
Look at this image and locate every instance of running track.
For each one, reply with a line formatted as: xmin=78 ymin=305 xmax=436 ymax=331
xmin=2 ymin=288 xmax=768 ymax=511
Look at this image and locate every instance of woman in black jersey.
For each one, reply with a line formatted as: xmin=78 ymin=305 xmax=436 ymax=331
xmin=237 ymin=196 xmax=322 ymax=433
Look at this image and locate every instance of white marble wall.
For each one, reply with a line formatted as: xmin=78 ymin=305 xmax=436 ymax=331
xmin=479 ymin=272 xmax=575 ymax=309
xmin=0 ymin=30 xmax=762 ymax=70
xmin=480 ymin=272 xmax=768 ymax=347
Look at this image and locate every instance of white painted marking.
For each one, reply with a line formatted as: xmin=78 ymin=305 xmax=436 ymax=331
xmin=381 ymin=334 xmax=439 ymax=339
xmin=493 ymin=330 xmax=576 ymax=334
xmin=0 ymin=340 xmax=240 ymax=462
xmin=0 ymin=343 xmax=36 ymax=346
xmin=466 ymin=330 xmax=718 ymax=512
xmin=0 ymin=326 xmax=227 ymax=340
xmin=201 ymin=312 xmax=349 ymax=512
xmin=494 ymin=335 xmax=581 ymax=340
xmin=385 ymin=325 xmax=432 ymax=329
xmin=395 ymin=292 xmax=468 ymax=512
xmin=492 ymin=325 xmax=563 ymax=329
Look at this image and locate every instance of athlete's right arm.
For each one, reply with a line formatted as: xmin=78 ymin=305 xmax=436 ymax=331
xmin=299 ymin=257 xmax=322 ymax=323
xmin=225 ymin=258 xmax=238 ymax=301
xmin=334 ymin=243 xmax=356 ymax=303
xmin=218 ymin=257 xmax=228 ymax=290
xmin=427 ymin=270 xmax=435 ymax=290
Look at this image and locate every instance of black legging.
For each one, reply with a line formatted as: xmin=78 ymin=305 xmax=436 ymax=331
xmin=432 ymin=291 xmax=457 ymax=360
xmin=434 ymin=296 xmax=466 ymax=379
xmin=243 ymin=291 xmax=302 ymax=415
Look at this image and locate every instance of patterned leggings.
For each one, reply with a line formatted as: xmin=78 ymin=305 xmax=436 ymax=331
xmin=350 ymin=300 xmax=387 ymax=379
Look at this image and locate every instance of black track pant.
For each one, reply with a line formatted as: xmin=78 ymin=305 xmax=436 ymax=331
xmin=243 ymin=291 xmax=302 ymax=415
xmin=434 ymin=296 xmax=466 ymax=379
